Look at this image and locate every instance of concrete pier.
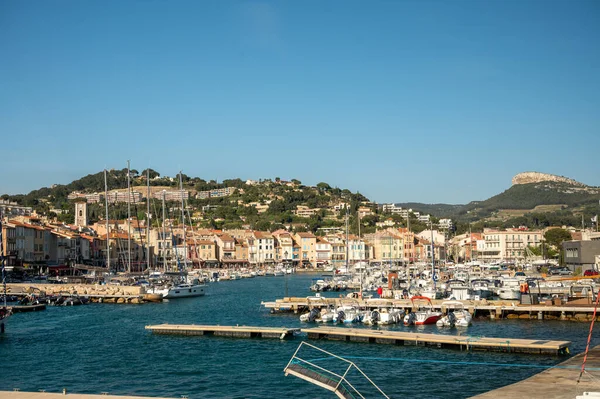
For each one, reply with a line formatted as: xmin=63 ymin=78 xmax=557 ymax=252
xmin=6 ymin=284 xmax=151 ymax=304
xmin=471 ymin=345 xmax=600 ymax=398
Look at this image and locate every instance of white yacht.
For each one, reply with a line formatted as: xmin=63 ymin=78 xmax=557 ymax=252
xmin=164 ymin=282 xmax=206 ymax=298
xmin=497 ymin=277 xmax=521 ymax=300
xmin=149 ymin=278 xmax=206 ymax=299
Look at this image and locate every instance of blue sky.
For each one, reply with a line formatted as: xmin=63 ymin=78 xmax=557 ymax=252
xmin=1 ymin=0 xmax=598 ymax=204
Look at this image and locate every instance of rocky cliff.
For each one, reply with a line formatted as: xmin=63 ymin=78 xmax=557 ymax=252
xmin=512 ymin=172 xmax=585 ymax=187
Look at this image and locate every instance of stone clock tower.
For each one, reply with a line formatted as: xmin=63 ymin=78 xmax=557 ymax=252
xmin=74 ymin=200 xmax=88 ymax=227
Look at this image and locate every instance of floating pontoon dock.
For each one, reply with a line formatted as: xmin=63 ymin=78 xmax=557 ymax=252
xmin=145 ymin=324 xmax=300 ymax=339
xmin=146 ymin=324 xmax=570 ymax=355
xmin=302 ymin=326 xmax=570 ymax=355
xmin=262 ymin=297 xmax=600 ymax=321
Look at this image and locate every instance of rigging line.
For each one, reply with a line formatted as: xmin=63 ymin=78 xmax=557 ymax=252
xmin=166 ymin=203 xmax=182 ymax=274
xmin=578 ymin=286 xmax=600 ymax=383
xmin=184 ymin=203 xmax=200 ymax=266
xmin=1 ymin=210 xmax=7 ymax=309
xmin=303 ymin=356 xmax=600 ymax=371
xmin=131 ymin=194 xmax=147 ymax=264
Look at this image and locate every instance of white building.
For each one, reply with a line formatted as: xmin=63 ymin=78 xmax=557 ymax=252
xmin=382 ymin=204 xmax=403 ymax=214
xmin=438 ymin=218 xmax=453 ymax=230
xmin=417 ymin=230 xmax=445 ymax=245
xmin=248 ymin=231 xmax=275 ymax=265
xmin=479 ymin=229 xmax=543 ymax=262
xmin=417 ymin=214 xmax=431 ymax=223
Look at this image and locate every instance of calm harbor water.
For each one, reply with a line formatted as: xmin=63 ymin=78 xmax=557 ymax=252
xmin=1 ymin=273 xmax=596 ymax=399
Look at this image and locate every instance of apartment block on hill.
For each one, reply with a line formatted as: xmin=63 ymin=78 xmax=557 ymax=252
xmin=479 ymin=228 xmax=543 ymax=262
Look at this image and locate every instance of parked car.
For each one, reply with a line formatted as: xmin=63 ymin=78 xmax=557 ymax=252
xmin=584 ymin=270 xmax=599 ymax=277
xmin=549 ymin=267 xmax=572 ymax=276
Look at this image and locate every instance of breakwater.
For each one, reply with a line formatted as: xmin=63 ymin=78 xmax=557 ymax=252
xmin=6 ymin=283 xmax=146 ymax=303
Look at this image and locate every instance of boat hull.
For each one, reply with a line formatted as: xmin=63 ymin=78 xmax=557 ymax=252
xmin=164 ymin=285 xmax=206 ymax=299
xmin=414 ymin=315 xmax=441 ymax=325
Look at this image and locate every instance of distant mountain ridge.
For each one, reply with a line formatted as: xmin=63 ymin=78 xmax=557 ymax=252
xmin=392 ymin=172 xmax=599 ymax=221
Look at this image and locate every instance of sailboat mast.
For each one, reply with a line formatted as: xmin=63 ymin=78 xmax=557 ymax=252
xmin=1 ymin=210 xmax=7 ymax=309
xmin=357 ymin=210 xmax=362 ymax=294
xmin=127 ymin=160 xmax=131 ymax=273
xmin=146 ymin=168 xmax=150 ymax=271
xmin=161 ymin=191 xmax=166 ymax=272
xmin=345 ymin=206 xmax=349 ymax=271
xmin=179 ymin=172 xmax=187 ymax=271
xmin=469 ymin=223 xmax=472 ymax=262
xmin=431 ymin=222 xmax=436 ymax=291
xmin=104 ymin=169 xmax=110 ymax=272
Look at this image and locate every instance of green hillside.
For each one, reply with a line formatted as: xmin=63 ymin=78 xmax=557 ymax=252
xmin=464 ymin=182 xmax=600 ymax=217
xmin=2 ymin=172 xmax=599 ymax=235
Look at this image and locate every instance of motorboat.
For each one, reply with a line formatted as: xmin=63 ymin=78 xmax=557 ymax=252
xmin=361 ymin=309 xmax=378 ymax=326
xmin=310 ymin=279 xmax=330 ymax=292
xmin=444 ymin=279 xmax=472 ymax=300
xmin=404 ymin=296 xmax=442 ymax=325
xmin=378 ymin=308 xmax=405 ymax=325
xmin=364 ymin=308 xmax=404 ymax=325
xmin=436 ymin=301 xmax=472 ymax=327
xmin=164 ymin=282 xmax=206 ymax=298
xmin=497 ymin=277 xmax=521 ymax=300
xmin=300 ymin=307 xmax=321 ymax=323
xmin=470 ymin=279 xmax=494 ymax=300
xmin=150 ymin=278 xmax=206 ymax=299
xmin=333 ymin=306 xmax=363 ymax=324
xmin=318 ymin=307 xmax=335 ymax=323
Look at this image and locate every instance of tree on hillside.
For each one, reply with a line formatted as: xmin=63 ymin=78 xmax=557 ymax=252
xmin=316 ymin=182 xmax=331 ymax=192
xmin=544 ymin=228 xmax=572 ymax=248
xmin=141 ymin=168 xmax=160 ymax=179
xmin=222 ymin=178 xmax=245 ymax=188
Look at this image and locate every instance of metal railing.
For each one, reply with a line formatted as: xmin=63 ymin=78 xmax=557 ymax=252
xmin=284 ymin=341 xmax=389 ymax=399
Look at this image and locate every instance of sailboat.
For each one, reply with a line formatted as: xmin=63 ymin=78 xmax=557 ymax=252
xmin=152 ymin=172 xmax=206 ymax=299
xmin=0 ymin=214 xmax=13 ymax=333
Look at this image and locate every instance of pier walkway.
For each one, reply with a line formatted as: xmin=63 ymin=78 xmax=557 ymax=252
xmin=471 ymin=345 xmax=600 ymax=398
xmin=0 ymin=392 xmax=176 ymax=399
xmin=303 ymin=326 xmax=570 ymax=355
xmin=145 ymin=324 xmax=300 ymax=339
xmin=146 ymin=324 xmax=570 ymax=355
